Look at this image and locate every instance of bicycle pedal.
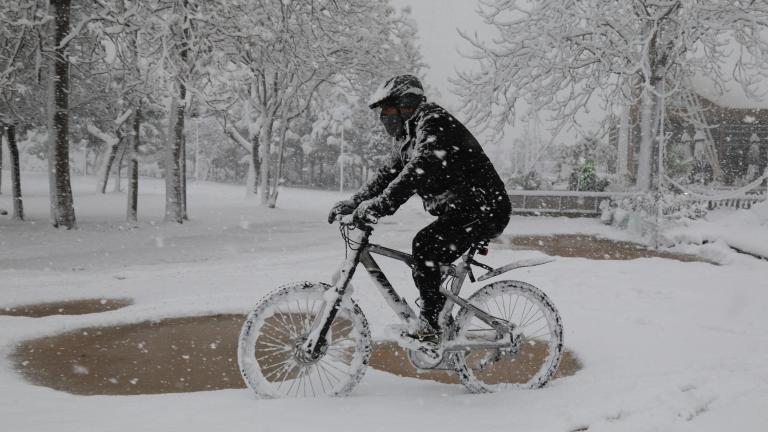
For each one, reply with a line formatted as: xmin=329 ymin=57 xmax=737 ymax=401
xmin=396 ymin=332 xmax=441 ymax=360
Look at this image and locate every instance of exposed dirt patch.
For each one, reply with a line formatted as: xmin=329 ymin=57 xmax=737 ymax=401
xmin=370 ymin=341 xmax=581 ymax=385
xmin=12 ymin=314 xmax=581 ymax=395
xmin=12 ymin=315 xmax=243 ymax=395
xmin=1 ymin=298 xmax=133 ymax=317
xmin=497 ymin=234 xmax=712 ymax=263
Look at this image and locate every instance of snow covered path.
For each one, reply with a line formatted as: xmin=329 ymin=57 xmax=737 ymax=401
xmin=1 ymin=173 xmax=767 ymax=432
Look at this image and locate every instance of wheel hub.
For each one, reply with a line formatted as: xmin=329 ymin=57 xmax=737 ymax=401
xmin=293 ymin=336 xmax=327 ymax=365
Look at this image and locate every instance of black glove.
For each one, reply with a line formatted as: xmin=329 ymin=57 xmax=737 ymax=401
xmin=352 ymin=199 xmax=379 ymax=224
xmin=327 ymin=199 xmax=357 ymax=224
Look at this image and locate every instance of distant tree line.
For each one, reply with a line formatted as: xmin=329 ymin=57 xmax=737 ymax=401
xmin=0 ymin=0 xmax=423 ymax=227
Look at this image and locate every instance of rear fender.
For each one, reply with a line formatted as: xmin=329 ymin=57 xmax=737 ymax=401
xmin=476 ymin=257 xmax=554 ymax=282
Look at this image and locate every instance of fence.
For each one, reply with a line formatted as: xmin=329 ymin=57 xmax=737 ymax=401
xmin=509 ymin=187 xmax=767 ymax=217
xmin=508 ymin=190 xmax=640 ymax=216
xmin=692 ymin=188 xmax=766 ymax=210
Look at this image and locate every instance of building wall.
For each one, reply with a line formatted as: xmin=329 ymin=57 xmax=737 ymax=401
xmin=621 ymin=92 xmax=768 ymax=186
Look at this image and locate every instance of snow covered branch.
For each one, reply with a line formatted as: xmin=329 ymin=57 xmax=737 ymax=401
xmin=454 ymin=0 xmax=768 ymax=139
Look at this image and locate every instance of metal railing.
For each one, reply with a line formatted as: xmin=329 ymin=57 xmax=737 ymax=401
xmin=508 ymin=188 xmax=767 ymax=216
xmin=508 ymin=190 xmax=640 ymax=216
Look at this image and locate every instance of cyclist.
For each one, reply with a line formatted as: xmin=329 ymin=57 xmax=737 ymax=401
xmin=328 ymin=74 xmax=511 ymax=343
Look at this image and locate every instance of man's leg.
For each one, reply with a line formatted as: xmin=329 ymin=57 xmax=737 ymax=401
xmin=411 ymin=217 xmax=479 ymax=331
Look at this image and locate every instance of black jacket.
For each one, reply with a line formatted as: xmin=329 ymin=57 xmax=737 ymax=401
xmin=352 ymin=102 xmax=511 ymax=220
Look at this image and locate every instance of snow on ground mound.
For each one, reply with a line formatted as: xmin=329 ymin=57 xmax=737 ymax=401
xmin=665 ymin=200 xmax=768 ymax=260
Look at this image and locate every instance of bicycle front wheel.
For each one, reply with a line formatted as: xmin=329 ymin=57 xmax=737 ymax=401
xmin=238 ymin=281 xmax=371 ymax=398
xmin=452 ymin=280 xmax=563 ymax=393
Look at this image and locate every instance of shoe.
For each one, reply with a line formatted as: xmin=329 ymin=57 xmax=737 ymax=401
xmin=405 ymin=318 xmax=442 ymax=345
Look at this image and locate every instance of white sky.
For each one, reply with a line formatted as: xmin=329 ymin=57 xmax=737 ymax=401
xmin=389 ymin=0 xmax=768 ymax=150
xmin=387 ymin=0 xmax=581 ymax=148
xmin=388 ymin=0 xmax=487 ymax=112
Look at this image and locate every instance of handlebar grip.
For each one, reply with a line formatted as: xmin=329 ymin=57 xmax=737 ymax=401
xmin=337 ymin=213 xmax=377 ymax=229
xmin=339 ymin=214 xmax=355 ymax=225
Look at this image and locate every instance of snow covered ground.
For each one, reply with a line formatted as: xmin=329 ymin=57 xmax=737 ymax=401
xmin=664 ymin=201 xmax=768 ymax=261
xmin=1 ymin=171 xmax=767 ymax=432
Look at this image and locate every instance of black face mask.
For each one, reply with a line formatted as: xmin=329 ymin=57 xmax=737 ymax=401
xmin=380 ymin=113 xmax=405 ymax=139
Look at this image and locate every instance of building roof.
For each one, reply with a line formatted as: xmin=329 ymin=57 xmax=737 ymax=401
xmin=690 ymin=74 xmax=768 ymax=110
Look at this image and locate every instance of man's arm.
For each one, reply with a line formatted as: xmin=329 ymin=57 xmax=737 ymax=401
xmin=364 ymin=137 xmax=445 ymax=217
xmin=350 ymin=150 xmax=403 ymax=204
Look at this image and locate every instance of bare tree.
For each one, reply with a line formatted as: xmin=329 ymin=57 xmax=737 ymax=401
xmin=216 ymin=0 xmax=424 ymax=205
xmin=47 ymin=0 xmax=78 ymax=228
xmin=455 ymin=0 xmax=768 ymax=191
xmin=143 ymin=0 xmax=224 ymax=223
xmin=5 ymin=123 xmax=23 ymax=220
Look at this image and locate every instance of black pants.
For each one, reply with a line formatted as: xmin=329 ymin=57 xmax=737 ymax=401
xmin=411 ymin=213 xmax=509 ymax=330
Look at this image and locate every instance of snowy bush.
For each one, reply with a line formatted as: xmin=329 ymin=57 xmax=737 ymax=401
xmin=505 ymin=170 xmax=551 ymax=190
xmin=568 ymin=160 xmax=610 ymax=192
xmin=600 ymin=191 xmax=709 ymax=245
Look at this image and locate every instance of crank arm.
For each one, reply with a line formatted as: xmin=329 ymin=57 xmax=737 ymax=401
xmin=441 ymin=333 xmax=513 ymax=352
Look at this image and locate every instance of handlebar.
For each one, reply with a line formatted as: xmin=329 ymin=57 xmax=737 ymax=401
xmin=336 ymin=213 xmax=377 ymax=230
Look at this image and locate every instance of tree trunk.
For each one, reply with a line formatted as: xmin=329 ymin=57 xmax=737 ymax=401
xmin=48 ymin=0 xmax=76 ymax=229
xmin=113 ymin=140 xmax=127 ymax=192
xmin=258 ymin=114 xmax=274 ymax=205
xmin=617 ymin=103 xmax=630 ymax=188
xmin=636 ymin=87 xmax=655 ymax=191
xmin=0 ymin=129 xmax=3 ymax=194
xmin=127 ymin=106 xmax=140 ymax=223
xmin=250 ymin=134 xmax=260 ymax=194
xmin=296 ymin=146 xmax=304 ymax=184
xmin=97 ymin=136 xmax=121 ymax=193
xmin=181 ymin=131 xmax=188 ymax=220
xmin=165 ymin=84 xmax=185 ymax=223
xmin=268 ymin=120 xmax=289 ymax=208
xmin=7 ymin=125 xmax=23 ymax=220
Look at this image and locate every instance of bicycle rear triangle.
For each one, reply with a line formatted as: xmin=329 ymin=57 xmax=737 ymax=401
xmin=237 ymin=217 xmax=563 ymax=398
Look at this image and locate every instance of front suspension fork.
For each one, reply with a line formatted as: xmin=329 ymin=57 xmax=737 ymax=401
xmin=300 ymin=241 xmax=363 ymax=358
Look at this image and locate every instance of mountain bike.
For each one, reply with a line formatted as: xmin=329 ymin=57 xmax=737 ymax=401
xmin=237 ymin=216 xmax=563 ymax=398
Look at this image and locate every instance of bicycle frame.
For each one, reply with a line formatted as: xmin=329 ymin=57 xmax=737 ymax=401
xmin=301 ymin=224 xmax=551 ymax=359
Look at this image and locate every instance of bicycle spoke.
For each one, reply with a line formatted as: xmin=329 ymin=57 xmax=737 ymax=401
xmin=520 ymin=310 xmax=544 ymax=329
xmin=316 ymin=358 xmax=341 ymax=382
xmin=318 ymin=356 xmax=349 ymax=375
xmin=306 ymin=364 xmax=317 ymax=397
xmin=524 ymin=324 xmax=551 ymax=340
xmin=519 ymin=298 xmax=533 ymax=327
xmin=453 ymin=282 xmax=563 ymax=392
xmin=271 ymin=360 xmax=298 ymax=389
xmin=260 ymin=321 xmax=295 ymax=342
xmin=257 ymin=332 xmax=292 ymax=349
xmin=284 ymin=307 xmax=304 ymax=336
xmin=490 ymin=298 xmax=502 ymax=316
xmin=313 ymin=364 xmax=328 ymax=394
xmin=255 ymin=348 xmax=291 ymax=363
xmin=512 ymin=294 xmax=522 ymax=318
xmin=273 ymin=308 xmax=300 ymax=337
xmin=297 ymin=300 xmax=308 ymax=331
xmin=323 ymin=348 xmax=351 ymax=364
xmin=240 ymin=283 xmax=370 ymax=398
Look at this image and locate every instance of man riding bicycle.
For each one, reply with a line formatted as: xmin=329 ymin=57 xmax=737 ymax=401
xmin=328 ymin=74 xmax=511 ymax=343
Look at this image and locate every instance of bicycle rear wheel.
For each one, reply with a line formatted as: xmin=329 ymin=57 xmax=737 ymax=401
xmin=238 ymin=281 xmax=371 ymax=398
xmin=451 ymin=280 xmax=563 ymax=393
